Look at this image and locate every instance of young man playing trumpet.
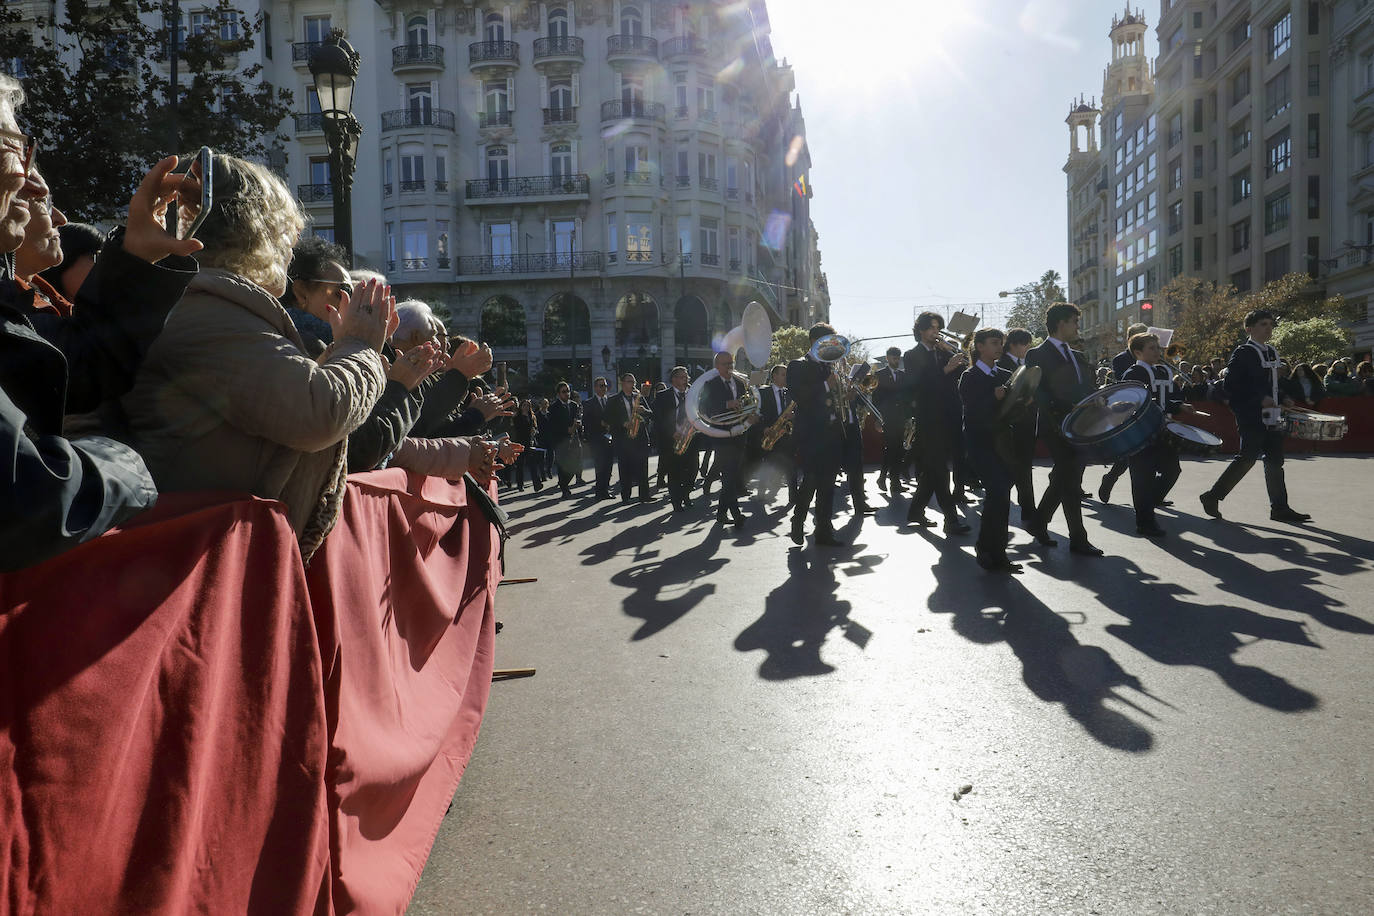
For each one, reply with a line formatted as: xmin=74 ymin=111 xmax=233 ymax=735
xmin=959 ymin=328 xmax=1020 ymax=572
xmin=1121 ymin=333 xmax=1190 ymax=537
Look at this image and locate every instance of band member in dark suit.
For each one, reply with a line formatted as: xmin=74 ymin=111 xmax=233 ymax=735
xmin=1200 ymin=310 xmax=1310 ymax=523
xmin=841 ymin=363 xmax=877 ymax=514
xmin=903 ymin=312 xmax=971 ymax=536
xmin=1024 ymin=302 xmax=1102 ymax=555
xmin=757 ymin=364 xmax=797 ymax=506
xmin=604 ymin=372 xmax=652 ymax=503
xmin=546 ymin=381 xmax=582 ymax=499
xmin=653 ymin=366 xmax=697 ymax=512
xmin=1098 ymin=322 xmax=1149 ymax=503
xmin=873 ymin=346 xmax=910 ymax=496
xmin=960 ymin=328 xmax=1019 ymax=572
xmin=581 ymin=376 xmax=615 ymax=500
xmin=996 ymin=327 xmax=1038 ymax=527
xmin=700 ymin=351 xmax=759 ymax=526
xmin=1121 ymin=333 xmax=1191 ymax=537
xmin=787 ymin=323 xmax=845 ymax=546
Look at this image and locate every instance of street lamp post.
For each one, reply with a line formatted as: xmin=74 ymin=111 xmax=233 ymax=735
xmin=309 ymin=32 xmax=361 ymax=265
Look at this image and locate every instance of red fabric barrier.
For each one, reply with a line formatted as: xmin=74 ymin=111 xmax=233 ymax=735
xmin=0 ymin=473 xmax=497 ymax=916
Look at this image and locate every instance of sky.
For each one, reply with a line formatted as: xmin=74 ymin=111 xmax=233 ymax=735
xmin=763 ymin=0 xmax=1159 ymax=345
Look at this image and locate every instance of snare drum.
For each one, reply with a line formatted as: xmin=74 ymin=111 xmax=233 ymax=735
xmin=1163 ymin=421 xmax=1222 ymax=455
xmin=1061 ymin=382 xmax=1165 ymax=464
xmin=1281 ymin=410 xmax=1349 ymax=441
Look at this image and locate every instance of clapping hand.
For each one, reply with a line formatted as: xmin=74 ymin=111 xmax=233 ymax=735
xmin=388 ymin=342 xmax=446 ymax=390
xmin=473 ymin=386 xmax=517 ymax=420
xmin=335 ymin=278 xmax=397 ymax=352
xmin=494 ymin=437 xmax=523 ymax=467
xmin=467 ymin=437 xmax=500 ymax=481
xmin=447 ymin=339 xmax=495 ymax=377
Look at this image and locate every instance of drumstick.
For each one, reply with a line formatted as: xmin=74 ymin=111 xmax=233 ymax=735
xmin=1190 ymin=410 xmax=1212 ymax=417
xmin=492 ymin=667 xmax=536 ymax=680
xmin=498 ymin=577 xmax=539 ymax=586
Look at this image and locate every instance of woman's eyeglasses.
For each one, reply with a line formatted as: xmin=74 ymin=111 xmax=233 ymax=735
xmin=298 ymin=279 xmax=354 ymax=301
xmin=0 ymin=128 xmax=35 ymax=175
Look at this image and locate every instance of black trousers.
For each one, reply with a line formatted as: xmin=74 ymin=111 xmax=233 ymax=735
xmin=664 ymin=443 xmax=699 ymax=508
xmin=615 ymin=438 xmax=649 ymax=500
xmin=1129 ymin=441 xmax=1181 ymax=529
xmin=1007 ymin=424 xmax=1037 ymax=518
xmin=909 ymin=425 xmax=956 ymax=519
xmin=794 ymin=436 xmax=842 ymax=534
xmin=1208 ymin=422 xmax=1288 ymax=508
xmin=712 ymin=438 xmax=745 ymax=517
xmin=1036 ymin=433 xmax=1088 ymax=543
xmin=842 ymin=422 xmax=866 ymax=508
xmin=762 ymin=437 xmax=798 ymax=503
xmin=591 ymin=437 xmax=614 ymax=497
xmin=879 ymin=423 xmax=906 ymax=483
xmin=553 ymin=440 xmax=578 ymax=493
xmin=969 ymin=442 xmax=1011 ymax=560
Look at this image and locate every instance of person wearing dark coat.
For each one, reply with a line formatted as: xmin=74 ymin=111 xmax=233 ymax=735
xmin=653 ymin=367 xmax=696 ymax=512
xmin=1 ymin=148 xmax=199 ymax=572
xmin=1200 ymin=310 xmax=1310 ymax=523
xmin=605 ymin=372 xmax=651 ymax=502
xmin=996 ymin=328 xmax=1038 ymax=528
xmin=960 ymin=329 xmax=1019 ymax=572
xmin=581 ymin=376 xmax=615 ymax=500
xmin=872 ymin=347 xmax=910 ymax=496
xmin=545 ymin=381 xmax=582 ymax=498
xmin=698 ymin=352 xmax=757 ymax=525
xmin=1098 ymin=323 xmax=1150 ymax=503
xmin=786 ymin=323 xmax=845 ymax=546
xmin=756 ymin=364 xmax=796 ymax=507
xmin=511 ymin=399 xmax=543 ymax=491
xmin=903 ymin=311 xmax=971 ymax=535
xmin=1121 ymin=333 xmax=1187 ymax=537
xmin=1024 ymin=302 xmax=1102 ymax=555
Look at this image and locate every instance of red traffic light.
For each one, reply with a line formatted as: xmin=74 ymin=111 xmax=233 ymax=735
xmin=1141 ymin=299 xmax=1154 ymax=311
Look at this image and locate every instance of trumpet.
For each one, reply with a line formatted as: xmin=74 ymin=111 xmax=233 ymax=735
xmin=761 ymin=401 xmax=795 ymax=451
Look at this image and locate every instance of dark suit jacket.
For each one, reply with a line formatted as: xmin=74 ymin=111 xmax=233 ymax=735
xmin=700 ymin=373 xmax=749 ymax=449
xmin=1122 ymin=362 xmax=1184 ymax=416
xmin=546 ymin=398 xmax=579 ymax=447
xmin=758 ymin=384 xmax=789 ymax=426
xmin=605 ymin=390 xmax=649 ymax=445
xmin=959 ymin=364 xmax=1013 ymax=449
xmin=1025 ymin=338 xmax=1094 ymax=435
xmin=582 ymin=394 xmax=611 ymax=444
xmin=872 ymin=363 xmax=909 ymax=421
xmin=903 ymin=343 xmax=960 ymax=432
xmin=652 ymin=387 xmax=687 ymax=451
xmin=786 ymin=356 xmax=838 ymax=465
xmin=1111 ymin=349 xmax=1135 ymax=379
xmin=1222 ymin=342 xmax=1278 ymax=427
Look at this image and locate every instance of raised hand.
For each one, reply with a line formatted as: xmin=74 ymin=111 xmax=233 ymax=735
xmin=473 ymin=386 xmax=517 ymax=420
xmin=447 ymin=338 xmax=495 ymax=377
xmin=467 ymin=437 xmax=499 ymax=480
xmin=388 ymin=342 xmax=445 ymax=390
xmin=335 ymin=278 xmax=394 ymax=352
xmin=123 ymin=155 xmax=205 ymax=264
xmin=494 ymin=438 xmax=524 ymax=467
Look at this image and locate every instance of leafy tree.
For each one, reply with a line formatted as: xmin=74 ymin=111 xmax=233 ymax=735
xmin=1003 ymin=270 xmax=1065 ymax=341
xmin=1271 ymin=317 xmax=1354 ymax=365
xmin=0 ymin=0 xmax=291 ymax=221
xmin=1163 ymin=273 xmax=1351 ymax=365
xmin=767 ymin=325 xmax=810 ymax=367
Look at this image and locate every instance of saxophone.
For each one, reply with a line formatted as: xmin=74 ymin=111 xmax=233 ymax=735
xmin=673 ymin=422 xmax=697 ymax=454
xmin=903 ymin=417 xmax=917 ymax=451
xmin=626 ymin=389 xmax=644 ymax=439
xmin=761 ymin=401 xmax=795 ymax=451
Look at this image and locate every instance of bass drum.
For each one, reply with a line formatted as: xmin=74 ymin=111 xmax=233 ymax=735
xmin=1162 ymin=421 xmax=1222 ymax=455
xmin=1061 ymin=382 xmax=1164 ymax=465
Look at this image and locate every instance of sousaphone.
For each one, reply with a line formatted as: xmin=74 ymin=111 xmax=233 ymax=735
xmin=684 ymin=302 xmax=773 ymax=438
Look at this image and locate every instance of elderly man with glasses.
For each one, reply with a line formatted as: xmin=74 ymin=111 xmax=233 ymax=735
xmin=0 ymin=74 xmax=202 ymax=571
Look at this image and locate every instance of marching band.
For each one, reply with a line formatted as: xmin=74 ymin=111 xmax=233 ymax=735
xmin=536 ymin=300 xmax=1336 ymax=569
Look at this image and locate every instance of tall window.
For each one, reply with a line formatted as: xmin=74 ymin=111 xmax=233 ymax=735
xmin=309 ymin=157 xmax=331 ymax=187
xmin=621 ymin=74 xmax=645 ymax=108
xmin=1268 ymin=12 xmax=1291 ymax=60
xmin=303 ymin=15 xmax=331 ymax=42
xmin=550 ymin=143 xmax=572 ymax=181
xmin=407 ymin=15 xmax=429 ymax=47
xmin=399 ymin=143 xmax=425 ymax=187
xmin=627 ymin=215 xmax=652 ymax=261
xmin=485 ymin=12 xmax=505 ymax=42
xmin=674 ymin=72 xmax=688 ymax=115
xmin=484 ymin=79 xmax=509 ymax=116
xmin=1232 ymin=219 xmax=1250 ymax=253
xmin=486 ymin=146 xmax=509 ymax=186
xmin=621 ymin=5 xmax=642 ymax=36
xmin=549 ymin=77 xmax=573 ymax=113
xmin=407 ymin=84 xmax=433 ymax=121
xmin=551 ymin=219 xmax=576 ymax=261
xmin=677 ymin=216 xmax=692 ymax=258
xmin=699 ymin=217 xmax=719 ymax=263
xmin=625 ymin=144 xmax=649 ymax=175
xmin=488 ymin=223 xmax=513 ymax=266
xmin=190 ymin=10 xmax=214 ymax=36
xmin=1230 ymin=69 xmax=1250 ymax=105
xmin=1264 ymin=188 xmax=1291 ymax=234
xmin=548 ymin=7 xmax=569 ymax=39
xmin=1232 ymin=168 xmax=1252 ymax=203
xmin=606 ymin=214 xmax=618 ymax=263
xmin=696 ymin=80 xmax=715 ymax=114
xmin=218 ymin=9 xmax=239 ymax=41
xmin=385 ymin=222 xmax=395 ymax=266
xmin=435 ymin=149 xmax=448 ymax=187
xmin=728 ymin=226 xmax=741 ymax=267
xmin=1265 ymin=127 xmax=1291 ymax=176
xmin=402 ymin=220 xmax=428 ymax=270
xmin=1307 ymin=113 xmax=1320 ymax=158
xmin=1264 ymin=69 xmax=1290 ymax=120
xmin=1230 ymin=120 xmax=1250 ymax=155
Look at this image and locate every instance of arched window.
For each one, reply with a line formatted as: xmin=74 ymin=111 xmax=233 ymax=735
xmin=407 ymin=15 xmax=429 ymax=47
xmin=484 ymin=12 xmax=505 ymax=43
xmin=543 ymin=294 xmax=590 ymax=346
xmin=480 ymin=296 xmax=527 ymax=348
xmin=548 ymin=7 xmax=568 ymax=39
xmin=550 ymin=143 xmax=572 ymax=182
xmin=620 ymin=5 xmax=641 ymax=37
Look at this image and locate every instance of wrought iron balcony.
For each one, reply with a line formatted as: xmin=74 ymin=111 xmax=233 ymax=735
xmin=402 ymin=258 xmax=429 ymax=271
xmin=383 ymin=183 xmax=392 ymax=196
xmin=465 ymin=174 xmax=590 ymax=200
xmin=674 ymin=105 xmax=689 ymax=120
xmin=662 ymin=36 xmax=707 ymax=58
xmin=729 ymin=258 xmax=741 ymax=271
xmin=603 ymin=171 xmax=616 ymax=186
xmin=435 ymin=180 xmax=449 ymax=192
xmin=1072 ymin=257 xmax=1098 ymax=275
xmin=675 ymin=175 xmax=691 ymax=188
xmin=297 ymin=182 xmax=332 ymax=203
xmin=725 ymin=187 xmax=739 ymax=200
xmin=606 ymin=34 xmax=658 ymax=61
xmin=469 ymin=40 xmax=518 ymax=67
xmin=679 ymin=252 xmax=693 ymax=265
xmin=600 ymin=99 xmax=665 ymax=123
xmin=292 ymin=40 xmax=326 ymax=64
xmin=392 ymin=43 xmax=444 ymax=71
xmin=478 ymin=109 xmax=513 ymax=128
xmin=381 ymin=108 xmax=456 ymax=132
xmin=543 ymin=106 xmax=577 ymax=124
xmin=456 ymin=251 xmax=604 ymax=275
xmin=698 ymin=109 xmax=718 ymax=124
xmin=699 ymin=177 xmax=719 ymax=191
xmin=623 ymin=170 xmax=657 ymax=186
xmin=399 ymin=179 xmax=426 ymax=193
xmin=533 ymin=36 xmax=584 ymax=62
xmin=293 ymin=112 xmax=323 ymax=132
xmin=700 ymin=253 xmax=720 ymax=266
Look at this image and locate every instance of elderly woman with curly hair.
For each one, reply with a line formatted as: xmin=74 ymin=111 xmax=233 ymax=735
xmin=124 ymin=153 xmax=394 ymax=559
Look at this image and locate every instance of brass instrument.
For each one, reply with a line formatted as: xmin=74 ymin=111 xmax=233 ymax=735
xmin=684 ymin=302 xmax=773 ymax=439
xmin=903 ymin=417 xmax=917 ymax=451
xmin=761 ymin=401 xmax=795 ymax=451
xmin=626 ymin=390 xmax=650 ymax=439
xmin=673 ymin=421 xmax=698 ymax=454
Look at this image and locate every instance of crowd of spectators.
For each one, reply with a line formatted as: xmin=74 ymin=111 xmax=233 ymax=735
xmin=0 ymin=74 xmax=518 ymax=572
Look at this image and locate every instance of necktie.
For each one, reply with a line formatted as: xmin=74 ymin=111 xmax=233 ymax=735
xmin=1266 ymin=346 xmax=1276 ymax=362
xmin=675 ymin=392 xmax=686 ymax=423
xmin=775 ymin=388 xmax=783 ymax=414
xmin=1061 ymin=343 xmax=1079 ymax=383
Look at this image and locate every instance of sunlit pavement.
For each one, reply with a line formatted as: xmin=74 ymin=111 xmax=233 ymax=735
xmin=410 ymin=455 xmax=1374 ymax=915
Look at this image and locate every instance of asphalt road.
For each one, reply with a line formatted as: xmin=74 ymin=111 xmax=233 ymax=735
xmin=409 ymin=454 xmax=1374 ymax=915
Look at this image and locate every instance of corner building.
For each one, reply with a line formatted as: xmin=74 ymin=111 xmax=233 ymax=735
xmin=276 ymin=0 xmax=828 ymax=391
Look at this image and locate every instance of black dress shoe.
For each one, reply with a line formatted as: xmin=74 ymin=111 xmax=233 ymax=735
xmin=1069 ymin=541 xmax=1105 ymax=556
xmin=789 ymin=523 xmax=804 ymax=546
xmin=1097 ymin=479 xmax=1114 ymax=503
xmin=730 ymin=511 xmax=746 ymax=526
xmin=855 ymin=503 xmax=878 ymax=515
xmin=1136 ymin=524 xmax=1167 ymax=538
xmin=1199 ymin=492 xmax=1222 ymax=518
xmin=815 ymin=531 xmax=844 ymax=547
xmin=977 ymin=555 xmax=1022 ymax=573
xmin=1157 ymin=499 xmax=1174 ymax=507
xmin=907 ymin=513 xmax=936 ymax=528
xmin=1029 ymin=526 xmax=1058 ymax=546
xmin=943 ymin=520 xmax=972 ymax=535
xmin=954 ymin=492 xmax=973 ymax=505
xmin=1270 ymin=507 xmax=1311 ymax=523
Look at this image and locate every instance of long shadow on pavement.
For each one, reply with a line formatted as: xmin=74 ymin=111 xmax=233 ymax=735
xmin=609 ymin=523 xmax=728 ymax=640
xmin=927 ymin=547 xmax=1158 ymax=752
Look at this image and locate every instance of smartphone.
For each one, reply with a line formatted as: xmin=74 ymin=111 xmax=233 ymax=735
xmin=496 ymin=361 xmax=508 ymax=390
xmin=171 ymin=147 xmax=213 ymax=241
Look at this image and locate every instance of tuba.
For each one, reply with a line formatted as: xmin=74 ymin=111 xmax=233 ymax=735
xmin=683 ymin=302 xmax=773 ymax=439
